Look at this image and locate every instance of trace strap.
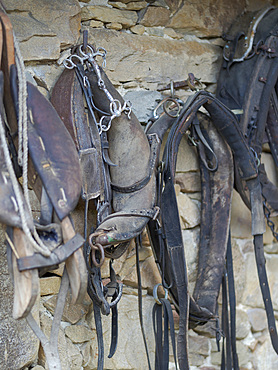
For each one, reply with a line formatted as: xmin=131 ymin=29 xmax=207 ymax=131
xmin=152 ymin=284 xmax=178 ymax=370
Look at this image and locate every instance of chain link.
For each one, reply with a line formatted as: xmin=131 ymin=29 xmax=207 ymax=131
xmin=263 ymin=196 xmax=278 ymax=241
xmin=63 ymin=44 xmax=132 ymax=135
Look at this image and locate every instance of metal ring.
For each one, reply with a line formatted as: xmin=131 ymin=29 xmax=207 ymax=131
xmin=153 ymin=283 xmax=168 ymax=305
xmin=88 ymin=233 xmax=96 ymax=249
xmin=153 ymin=98 xmax=169 ymax=119
xmin=163 ymin=98 xmax=181 ymax=118
xmin=63 ymin=54 xmax=87 ymax=69
xmin=63 ymin=58 xmax=75 ymax=70
xmin=78 ymin=44 xmax=95 ymax=57
xmin=91 ymin=243 xmax=105 ymax=268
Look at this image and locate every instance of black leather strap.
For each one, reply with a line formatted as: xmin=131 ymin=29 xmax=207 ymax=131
xmin=221 ymin=272 xmax=232 ymax=370
xmin=160 ymin=298 xmax=178 ymax=370
xmin=148 ymin=91 xmax=258 ymax=370
xmin=17 ymin=233 xmax=84 ymax=271
xmin=161 ymin=160 xmax=189 ymax=370
xmin=93 ymin=302 xmax=105 ymax=370
xmin=152 ymin=298 xmax=177 ymax=370
xmin=254 ymin=234 xmax=278 ymax=353
xmin=226 ymin=233 xmax=239 ymax=370
xmin=108 ymin=304 xmax=118 ymax=358
xmin=135 ymin=236 xmax=152 ymax=370
xmin=153 ymin=303 xmax=163 ymax=369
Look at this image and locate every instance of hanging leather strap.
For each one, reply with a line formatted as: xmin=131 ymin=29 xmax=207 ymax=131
xmin=161 ymin=161 xmax=189 ymax=369
xmin=135 ymin=236 xmax=152 ymax=370
xmin=153 ymin=298 xmax=177 ymax=370
xmin=221 ymin=271 xmax=232 ymax=370
xmin=254 ymin=234 xmax=278 ymax=352
xmin=148 ymin=90 xmax=263 ymax=370
xmin=226 ymin=233 xmax=239 ymax=370
xmin=93 ymin=302 xmax=105 ymax=370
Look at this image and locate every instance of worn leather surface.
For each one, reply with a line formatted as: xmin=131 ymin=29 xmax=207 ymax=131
xmin=223 ymin=6 xmax=275 ymax=62
xmin=27 ymin=82 xmax=82 ymax=221
xmin=0 ymin=149 xmax=33 ymax=228
xmin=217 ymin=7 xmax=278 ymax=355
xmin=147 ymin=89 xmax=265 ymax=370
xmin=0 ymin=71 xmax=33 ymax=229
xmin=193 ymin=114 xmax=233 ymax=317
xmin=217 ymin=7 xmax=278 ymax=215
xmin=86 ymin=68 xmax=157 ymax=246
xmin=51 ymin=68 xmax=104 ymax=202
xmin=52 ymin=62 xmax=158 ymax=248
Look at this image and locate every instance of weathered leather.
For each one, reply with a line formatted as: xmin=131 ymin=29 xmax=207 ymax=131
xmin=147 ymin=90 xmax=260 ymax=369
xmin=217 ymin=7 xmax=278 ymax=215
xmin=223 ymin=6 xmax=275 ymax=62
xmin=26 ymin=82 xmax=82 ymax=220
xmin=192 ymin=114 xmax=234 ymax=318
xmin=51 ymin=49 xmax=160 ymax=367
xmin=52 ymin=63 xmax=159 ymax=263
xmin=51 ymin=68 xmax=105 ymax=202
xmin=0 ymin=71 xmax=33 ymax=229
xmin=17 ymin=233 xmax=84 ymax=271
xmin=0 ymin=12 xmax=87 ymax=324
xmin=217 ymin=6 xmax=278 ymax=355
xmin=86 ymin=68 xmax=158 ymax=248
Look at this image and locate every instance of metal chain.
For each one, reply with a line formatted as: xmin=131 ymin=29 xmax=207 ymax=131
xmin=263 ymin=196 xmax=278 ymax=241
xmin=63 ymin=44 xmax=132 ymax=135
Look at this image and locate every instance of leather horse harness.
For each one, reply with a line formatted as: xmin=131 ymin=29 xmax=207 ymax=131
xmin=1 ymin=5 xmax=278 ymax=370
xmin=0 ymin=9 xmax=86 ymax=370
xmin=145 ymin=6 xmax=278 ymax=369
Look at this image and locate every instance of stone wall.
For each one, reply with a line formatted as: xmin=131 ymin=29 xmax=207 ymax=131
xmin=0 ymin=0 xmax=278 ymax=369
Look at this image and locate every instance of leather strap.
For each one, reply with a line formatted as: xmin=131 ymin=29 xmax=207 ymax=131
xmin=135 ymin=236 xmax=152 ymax=370
xmin=161 ymin=158 xmax=189 ymax=369
xmin=148 ymin=90 xmax=264 ymax=369
xmin=17 ymin=233 xmax=84 ymax=271
xmin=193 ymin=113 xmax=233 ymax=317
xmin=254 ymin=234 xmax=278 ymax=352
xmin=108 ymin=304 xmax=118 ymax=358
xmin=191 ymin=115 xmax=218 ymax=171
xmin=93 ymin=302 xmax=105 ymax=370
xmin=153 ymin=298 xmax=177 ymax=370
xmin=266 ymin=90 xmax=278 ymax=168
xmin=226 ymin=233 xmax=239 ymax=370
xmin=153 ymin=302 xmax=163 ymax=369
xmin=221 ymin=272 xmax=232 ymax=370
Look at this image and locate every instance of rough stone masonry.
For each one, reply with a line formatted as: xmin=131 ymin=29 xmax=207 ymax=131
xmin=0 ymin=0 xmax=278 ymax=369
